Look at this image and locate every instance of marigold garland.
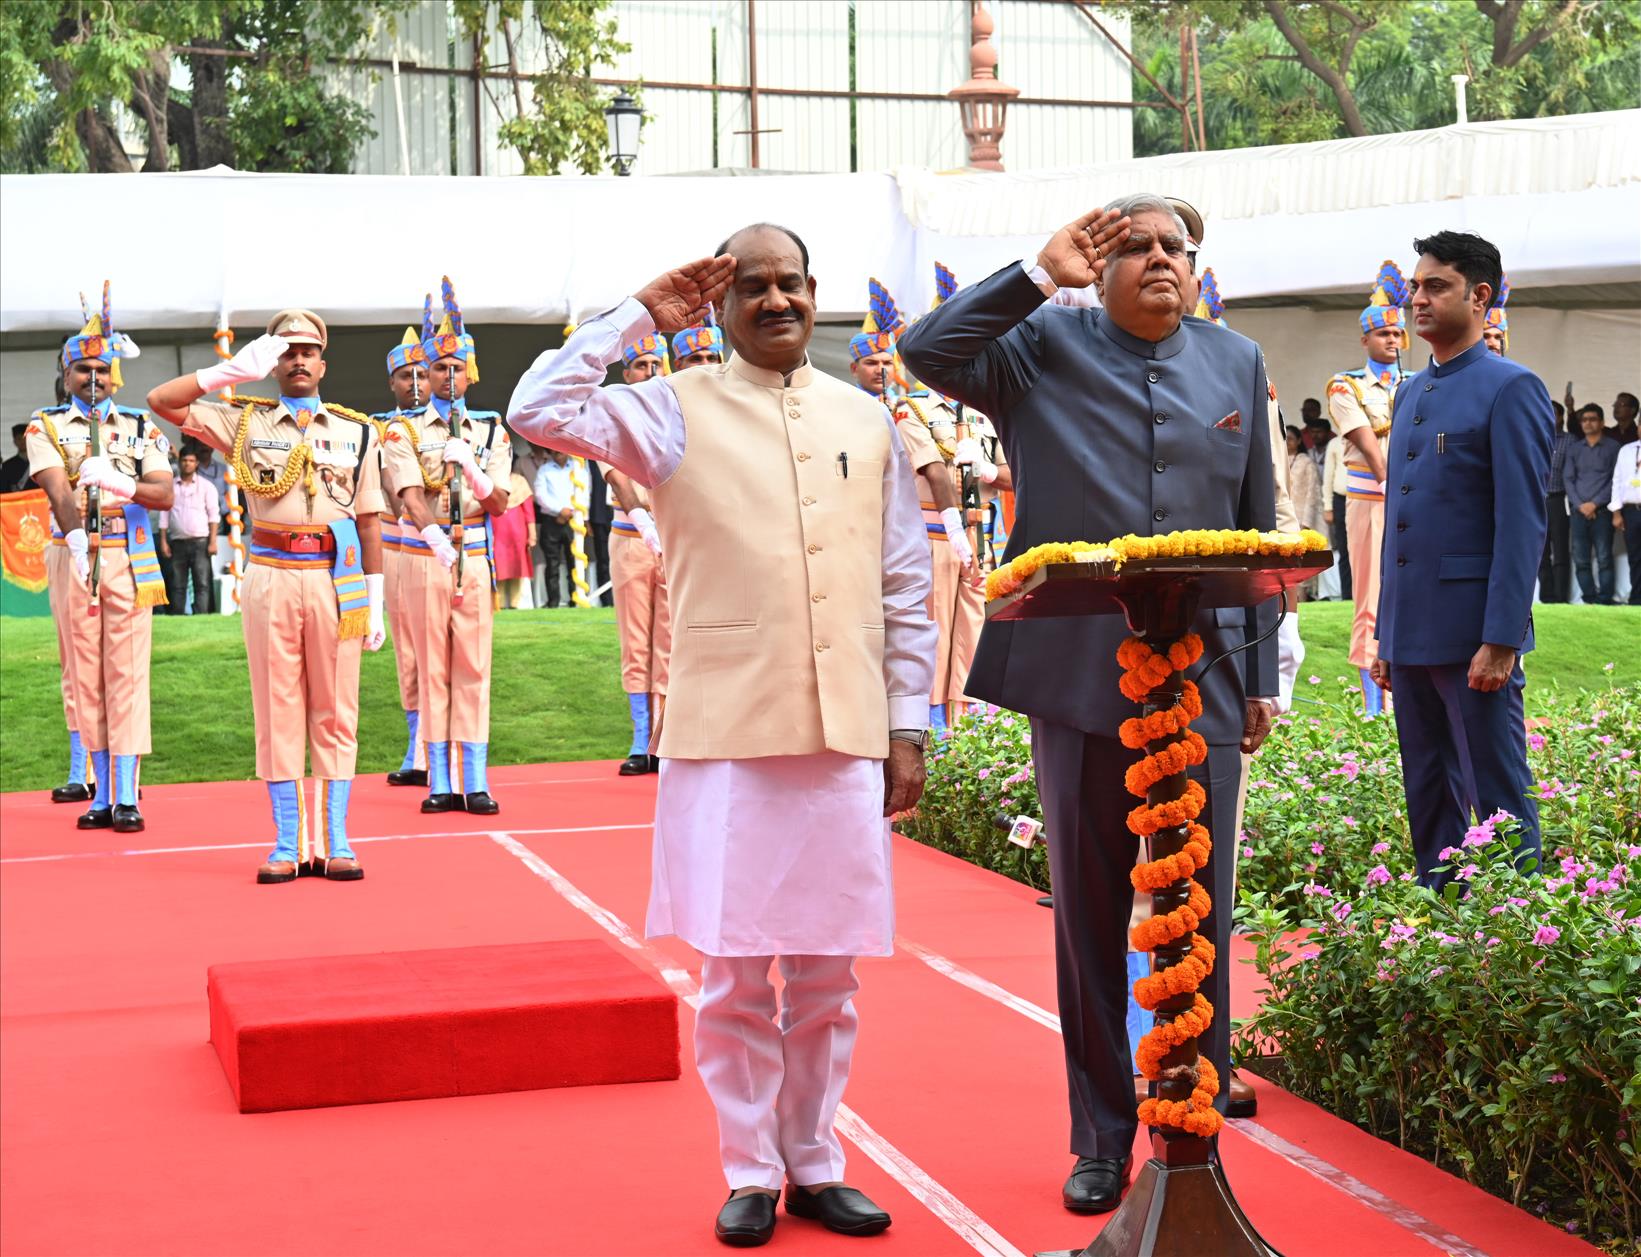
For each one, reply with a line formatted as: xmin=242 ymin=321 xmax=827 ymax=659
xmin=1120 ymin=629 xmax=1226 ymax=1140
xmin=986 ymin=528 xmax=1328 ymax=602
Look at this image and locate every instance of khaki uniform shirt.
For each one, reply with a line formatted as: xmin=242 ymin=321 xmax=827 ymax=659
xmin=26 ymin=403 xmax=172 ymax=519
xmin=381 ymin=406 xmax=511 ymax=523
xmin=183 ymin=398 xmax=385 ymax=526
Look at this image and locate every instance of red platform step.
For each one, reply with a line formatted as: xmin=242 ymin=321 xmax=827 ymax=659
xmin=208 ymin=940 xmax=680 ymax=1113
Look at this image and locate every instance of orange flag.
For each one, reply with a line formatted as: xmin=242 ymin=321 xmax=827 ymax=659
xmin=1 ymin=488 xmax=52 ymax=593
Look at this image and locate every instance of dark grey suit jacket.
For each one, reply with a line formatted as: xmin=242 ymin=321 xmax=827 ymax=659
xmin=899 ymin=262 xmax=1278 ymax=745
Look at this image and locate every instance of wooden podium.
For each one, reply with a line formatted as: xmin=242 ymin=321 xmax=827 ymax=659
xmin=988 ymin=550 xmax=1331 ymax=1257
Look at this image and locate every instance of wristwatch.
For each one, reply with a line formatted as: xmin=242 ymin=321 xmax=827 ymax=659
xmin=889 ymin=729 xmax=929 ymax=752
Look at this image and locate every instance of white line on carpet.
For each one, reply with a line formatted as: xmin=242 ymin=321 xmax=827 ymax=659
xmin=0 ymin=823 xmax=653 ymax=864
xmin=487 ymin=830 xmax=1027 ymax=1257
xmin=891 ymin=930 xmax=1495 ymax=1257
xmin=0 ymin=773 xmax=624 ymax=812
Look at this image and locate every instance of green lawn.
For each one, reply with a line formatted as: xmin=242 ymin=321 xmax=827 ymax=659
xmin=0 ymin=609 xmax=629 ymax=792
xmin=2 ymin=600 xmax=1634 ymax=792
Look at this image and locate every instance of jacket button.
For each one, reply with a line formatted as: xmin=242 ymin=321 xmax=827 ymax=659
xmin=1147 ymin=371 xmax=1160 ymax=384
xmin=796 ymin=452 xmax=810 ymax=461
xmin=1153 ymin=508 xmax=1168 ymax=522
xmin=1397 ymin=521 xmax=1407 ymax=532
xmin=811 ymin=593 xmax=824 ymax=603
xmin=802 ymin=496 xmax=815 ymax=505
xmin=1154 ymin=413 xmax=1167 ymax=425
xmin=807 ymin=543 xmax=821 ymax=554
xmin=1401 ymin=484 xmax=1410 ymax=494
xmin=1414 ymin=415 xmax=1423 ymax=424
xmin=1424 ymin=383 xmax=1434 ymax=392
xmin=1407 ymin=450 xmax=1415 ymax=460
xmin=1397 ymin=556 xmax=1407 ymax=566
xmin=1154 ymin=460 xmax=1167 ymax=473
xmin=815 ymin=642 xmax=828 ymax=652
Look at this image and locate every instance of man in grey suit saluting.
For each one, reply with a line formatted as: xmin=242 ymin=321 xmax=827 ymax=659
xmin=900 ymin=194 xmax=1278 ymax=1216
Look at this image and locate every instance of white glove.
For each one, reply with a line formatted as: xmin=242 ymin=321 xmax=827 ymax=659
xmin=111 ymin=332 xmax=141 ymax=359
xmin=64 ymin=528 xmax=90 ymax=581
xmin=629 ymin=507 xmax=663 ymax=557
xmin=952 ymin=436 xmax=999 ymax=485
xmin=364 ymin=572 xmax=386 ymax=652
xmin=420 ymin=522 xmax=458 ymax=570
xmin=942 ymin=506 xmax=975 ymax=570
xmin=77 ymin=455 xmax=137 ymax=502
xmin=196 ymin=334 xmax=288 ymax=391
xmin=1274 ymin=609 xmax=1305 ymax=715
xmin=443 ymin=437 xmax=494 ymax=499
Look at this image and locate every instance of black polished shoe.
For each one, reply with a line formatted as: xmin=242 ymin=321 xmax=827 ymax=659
xmin=784 ymin=1184 xmax=891 ymax=1236
xmin=111 ymin=804 xmax=144 ymax=834
xmin=386 ymin=768 xmax=428 ymax=787
xmin=1063 ymin=1155 xmax=1132 ymax=1214
xmin=77 ymin=805 xmax=113 ymax=830
xmin=51 ymin=782 xmax=94 ymax=804
xmin=421 ymin=793 xmax=464 ymax=813
xmin=618 ymin=754 xmax=649 ymax=776
xmin=463 ymin=791 xmax=499 ymax=816
xmin=714 ymin=1192 xmax=777 ymax=1247
xmin=648 ymin=754 xmax=661 ymax=774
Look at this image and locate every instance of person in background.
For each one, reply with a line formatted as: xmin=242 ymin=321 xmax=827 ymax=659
xmin=1565 ymin=403 xmax=1620 ymax=605
xmin=492 ymin=468 xmax=537 ymax=610
xmin=1299 ymin=396 xmax=1322 ymax=434
xmin=157 ymin=448 xmax=219 ymax=614
xmin=1321 ymin=418 xmax=1351 ymax=600
xmin=586 ymin=458 xmax=614 ymax=606
xmin=532 ymin=448 xmax=575 ymax=608
xmin=1 ymin=424 xmax=34 ymax=493
xmin=1539 ymin=401 xmax=1572 ymax=604
xmin=1284 ymin=426 xmax=1324 ymax=600
xmin=1613 ymin=391 xmax=1638 ymax=446
xmin=1610 ymin=425 xmax=1641 ymax=604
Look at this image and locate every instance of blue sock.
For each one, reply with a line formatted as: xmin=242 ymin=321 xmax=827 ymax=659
xmin=266 ymin=780 xmax=300 ymax=863
xmin=323 ymin=780 xmax=355 ymax=860
xmin=91 ymin=750 xmax=111 ymax=808
xmin=627 ymin=692 xmax=650 ymax=756
xmin=461 ymin=742 xmax=489 ymax=794
xmin=399 ymin=710 xmax=421 ymax=773
xmin=427 ymin=741 xmax=451 ymax=795
xmin=68 ymin=731 xmax=88 ymax=785
xmin=929 ymin=704 xmax=948 ymax=735
xmin=1125 ymin=951 xmax=1154 ymax=1074
xmin=114 ymin=755 xmax=138 ymax=807
xmin=1360 ymin=668 xmax=1383 ymax=717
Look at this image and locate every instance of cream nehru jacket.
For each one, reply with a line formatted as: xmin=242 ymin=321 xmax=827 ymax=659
xmin=657 ymin=356 xmax=894 ymax=761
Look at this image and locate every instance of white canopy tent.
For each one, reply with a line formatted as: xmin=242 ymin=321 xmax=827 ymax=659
xmin=2 ymin=109 xmax=1637 ymax=417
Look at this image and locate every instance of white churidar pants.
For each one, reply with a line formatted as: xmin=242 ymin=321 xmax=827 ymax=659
xmin=695 ymin=953 xmax=860 ymax=1191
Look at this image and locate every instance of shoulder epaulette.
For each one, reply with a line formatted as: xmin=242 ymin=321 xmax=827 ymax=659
xmin=324 ymin=403 xmax=372 ymax=424
xmin=116 ymin=404 xmax=148 ymax=418
xmin=230 ymin=395 xmax=281 ymax=410
xmin=34 ymin=405 xmax=70 ymax=418
xmin=369 ymin=410 xmax=395 ymax=422
xmin=466 ymin=409 xmax=502 ymax=420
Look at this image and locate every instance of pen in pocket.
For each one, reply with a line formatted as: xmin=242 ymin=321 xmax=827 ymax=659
xmin=1437 ymin=433 xmax=1446 ymax=455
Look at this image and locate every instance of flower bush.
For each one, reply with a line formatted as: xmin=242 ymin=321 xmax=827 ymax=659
xmin=899 ymin=681 xmax=1641 ymax=1251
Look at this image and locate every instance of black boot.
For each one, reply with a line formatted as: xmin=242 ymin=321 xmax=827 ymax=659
xmin=111 ymin=804 xmax=145 ymax=834
xmin=387 ymin=768 xmax=428 ymax=787
xmin=51 ymin=782 xmax=94 ymax=804
xmin=77 ymin=805 xmax=114 ymax=830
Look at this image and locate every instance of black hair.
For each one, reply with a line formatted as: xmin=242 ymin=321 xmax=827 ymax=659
xmin=1283 ymin=425 xmax=1303 ymax=443
xmin=715 ymin=223 xmax=810 ymax=276
xmin=1578 ymin=402 xmax=1605 ymax=423
xmin=11 ymin=423 xmax=26 ymax=436
xmin=1301 ymin=397 xmax=1321 ymax=412
xmin=1618 ymin=392 xmax=1638 ymax=409
xmin=1411 ymin=231 xmax=1503 ymax=304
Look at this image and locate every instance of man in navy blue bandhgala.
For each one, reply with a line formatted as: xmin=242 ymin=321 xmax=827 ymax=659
xmin=1371 ymin=231 xmax=1553 ymax=888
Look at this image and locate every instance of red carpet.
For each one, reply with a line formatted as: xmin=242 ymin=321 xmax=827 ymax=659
xmin=208 ymin=940 xmax=680 ymax=1111
xmin=0 ymin=764 xmax=1599 ymax=1256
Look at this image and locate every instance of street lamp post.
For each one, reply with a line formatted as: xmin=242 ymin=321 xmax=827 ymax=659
xmin=604 ymin=90 xmax=641 ymax=176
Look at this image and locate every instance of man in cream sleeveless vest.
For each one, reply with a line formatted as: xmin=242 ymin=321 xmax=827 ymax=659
xmin=509 ymin=225 xmax=935 ymax=1247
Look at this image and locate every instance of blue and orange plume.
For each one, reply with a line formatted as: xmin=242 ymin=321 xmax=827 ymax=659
xmin=421 ymin=292 xmax=435 ymax=342
xmin=1194 ymin=269 xmax=1226 ymax=326
xmin=868 ymin=278 xmax=904 ymax=338
xmin=423 ymin=276 xmax=478 ymax=382
xmin=1361 ymin=260 xmax=1410 ymax=348
xmin=1373 ymin=260 xmax=1409 ymax=308
xmin=441 ymin=275 xmax=463 ymax=338
xmin=1484 ymin=273 xmax=1510 ymax=349
xmin=933 ymin=262 xmax=958 ymax=307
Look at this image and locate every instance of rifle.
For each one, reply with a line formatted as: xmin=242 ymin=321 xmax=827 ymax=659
xmin=951 ymin=401 xmax=986 ymax=571
xmin=87 ymin=366 xmax=102 ymax=617
xmin=445 ymin=371 xmax=464 ymax=608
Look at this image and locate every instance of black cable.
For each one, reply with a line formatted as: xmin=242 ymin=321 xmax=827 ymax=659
xmin=1194 ymin=594 xmax=1286 ymax=687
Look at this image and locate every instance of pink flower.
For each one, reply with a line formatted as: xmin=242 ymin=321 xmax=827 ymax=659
xmin=1310 ymin=842 xmax=1325 ymax=855
xmin=1549 ymin=1072 xmax=1567 ymax=1084
xmin=1439 ymin=845 xmax=1464 ymax=862
xmin=1371 ymin=841 xmax=1389 ymax=855
xmin=1531 ymin=924 xmax=1561 ymax=947
xmin=1457 ymin=863 xmax=1480 ymax=881
xmin=1331 ymin=901 xmax=1353 ymax=922
xmin=1303 ymin=882 xmax=1333 ymax=898
xmin=1527 ymin=733 xmax=1546 ymax=751
xmin=1242 ymin=845 xmax=1254 ymax=858
xmin=1342 ymin=815 xmax=1358 ymax=828
xmin=1297 ymin=947 xmax=1320 ymax=960
xmin=1308 ymin=674 xmax=1321 ymax=685
xmin=1366 ymin=865 xmax=1391 ymax=887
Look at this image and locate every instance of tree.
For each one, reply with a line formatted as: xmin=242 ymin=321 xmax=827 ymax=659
xmin=454 ymin=0 xmax=633 ymax=176
xmin=0 ymin=0 xmax=391 ymax=174
xmin=1119 ymin=0 xmax=1641 ymax=156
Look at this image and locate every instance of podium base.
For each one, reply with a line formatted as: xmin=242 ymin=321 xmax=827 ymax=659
xmin=1037 ymin=1148 xmax=1278 ymax=1257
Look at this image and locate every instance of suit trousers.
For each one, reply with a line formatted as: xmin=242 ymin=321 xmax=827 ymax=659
xmin=1031 ymin=719 xmax=1240 ymax=1158
xmin=1624 ymin=506 xmax=1641 ymax=604
xmin=1389 ymin=660 xmax=1541 ymax=890
xmin=536 ymin=515 xmax=574 ymax=607
xmin=1539 ymin=492 xmax=1570 ymax=604
xmin=695 ymin=954 xmax=859 ymax=1191
xmin=166 ymin=536 xmax=213 ymax=614
xmin=1330 ymin=493 xmax=1352 ymax=600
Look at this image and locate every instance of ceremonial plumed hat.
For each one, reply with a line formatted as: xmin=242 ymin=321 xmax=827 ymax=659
xmin=1193 ymin=269 xmax=1227 ymax=328
xmin=1167 ymin=197 xmax=1204 ymax=245
xmin=268 ymin=308 xmax=327 ymax=348
xmin=62 ymin=281 xmax=133 ymax=388
xmin=672 ymin=307 xmax=723 ymax=361
xmin=1483 ymin=275 xmax=1510 ymax=350
xmin=933 ymin=262 xmax=958 ymax=307
xmin=1359 ymin=261 xmax=1409 ymax=348
xmin=386 ymin=324 xmax=426 ymax=376
xmin=849 ymin=278 xmax=904 ymax=361
xmin=422 ymin=277 xmax=478 ymax=381
xmin=623 ymin=332 xmax=670 ymax=373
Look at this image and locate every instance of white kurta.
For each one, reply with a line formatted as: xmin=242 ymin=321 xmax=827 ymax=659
xmin=507 ymin=301 xmax=935 ymax=957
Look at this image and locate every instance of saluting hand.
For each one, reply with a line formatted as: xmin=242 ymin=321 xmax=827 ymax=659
xmin=1035 ymin=208 xmax=1131 ymax=291
xmin=635 ymin=256 xmax=738 ymax=335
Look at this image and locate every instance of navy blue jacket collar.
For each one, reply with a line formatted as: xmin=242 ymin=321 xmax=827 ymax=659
xmin=1096 ymin=312 xmax=1186 ymax=361
xmin=1429 ymin=338 xmax=1488 ymax=378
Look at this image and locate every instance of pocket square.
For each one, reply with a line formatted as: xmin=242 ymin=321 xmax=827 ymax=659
xmin=1213 ymin=410 xmax=1242 ymax=432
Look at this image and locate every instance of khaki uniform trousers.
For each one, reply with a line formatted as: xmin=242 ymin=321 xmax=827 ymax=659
xmin=46 ymin=545 xmax=81 ymax=738
xmin=241 ymin=563 xmax=363 ymax=781
xmin=927 ymin=534 xmax=969 ymax=704
xmin=382 ymin=540 xmax=418 ymax=711
xmin=1345 ymin=495 xmax=1385 ymax=670
xmin=60 ymin=542 xmax=153 ymax=757
xmin=406 ymin=548 xmax=494 ymax=745
xmin=611 ymin=532 xmax=671 ymax=696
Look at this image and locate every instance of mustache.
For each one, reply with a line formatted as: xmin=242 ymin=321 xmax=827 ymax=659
xmin=757 ymin=310 xmax=799 ymax=325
